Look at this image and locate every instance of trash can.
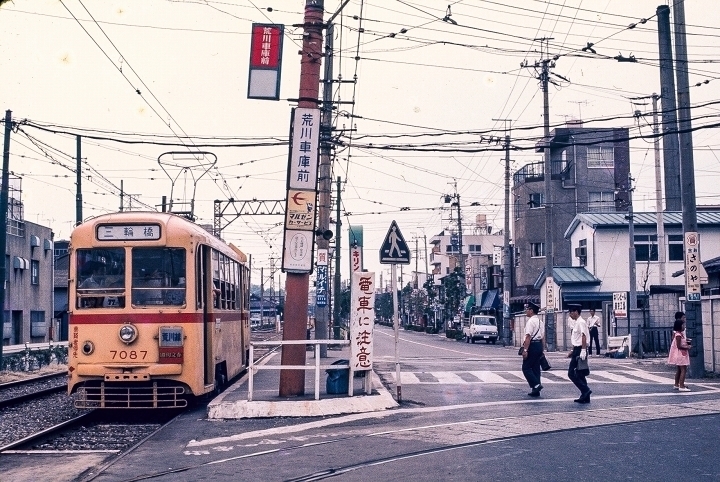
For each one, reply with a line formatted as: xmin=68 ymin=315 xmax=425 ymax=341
xmin=326 ymin=359 xmax=349 ymax=394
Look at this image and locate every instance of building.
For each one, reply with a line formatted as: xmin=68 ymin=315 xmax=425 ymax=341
xmin=1 ymin=176 xmax=55 ymax=345
xmin=512 ymin=123 xmax=630 ymax=300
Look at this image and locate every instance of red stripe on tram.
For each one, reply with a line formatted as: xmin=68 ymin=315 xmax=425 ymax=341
xmin=70 ymin=312 xmax=205 ymax=325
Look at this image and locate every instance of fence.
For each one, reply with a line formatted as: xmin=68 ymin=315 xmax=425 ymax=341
xmin=247 ymin=339 xmax=351 ymax=401
xmin=638 ymin=327 xmax=674 ymax=358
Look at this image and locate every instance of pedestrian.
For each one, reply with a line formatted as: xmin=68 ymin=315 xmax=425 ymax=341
xmin=587 ymin=308 xmax=601 ymax=356
xmin=668 ymin=311 xmax=691 ymax=392
xmin=567 ymin=304 xmax=592 ymax=403
xmin=521 ymin=301 xmax=544 ymax=397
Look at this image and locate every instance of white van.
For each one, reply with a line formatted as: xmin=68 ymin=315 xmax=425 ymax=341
xmin=462 ymin=315 xmax=498 ymax=344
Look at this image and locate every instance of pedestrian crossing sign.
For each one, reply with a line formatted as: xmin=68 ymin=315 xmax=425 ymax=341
xmin=379 ymin=220 xmax=410 ymax=264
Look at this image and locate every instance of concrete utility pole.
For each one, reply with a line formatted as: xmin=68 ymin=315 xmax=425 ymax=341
xmin=627 ymin=173 xmax=637 ymax=336
xmin=333 ymin=176 xmax=342 ymax=339
xmin=673 ymin=0 xmax=705 ymax=377
xmin=652 ymin=94 xmax=667 ymax=285
xmin=539 ymin=38 xmax=556 ymax=351
xmin=279 ymin=0 xmax=324 ymax=397
xmin=0 ymin=110 xmax=12 ymax=363
xmin=657 ymin=5 xmax=682 ymax=212
xmin=494 ymin=118 xmax=512 ymax=346
xmin=76 ymin=135 xmax=82 ymax=225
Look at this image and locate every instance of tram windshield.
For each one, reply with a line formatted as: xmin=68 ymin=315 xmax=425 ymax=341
xmin=76 ymin=248 xmax=126 ymax=309
xmin=131 ymin=248 xmax=186 ymax=307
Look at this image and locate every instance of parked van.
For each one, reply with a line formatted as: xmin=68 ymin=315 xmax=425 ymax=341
xmin=462 ymin=315 xmax=498 ymax=344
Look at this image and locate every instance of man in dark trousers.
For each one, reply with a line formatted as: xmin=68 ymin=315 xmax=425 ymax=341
xmin=586 ymin=308 xmax=601 ymax=356
xmin=521 ymin=302 xmax=544 ymax=397
xmin=567 ymin=304 xmax=591 ymax=403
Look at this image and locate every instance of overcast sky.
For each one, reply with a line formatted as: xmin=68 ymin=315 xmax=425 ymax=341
xmin=3 ymin=0 xmax=720 ymax=287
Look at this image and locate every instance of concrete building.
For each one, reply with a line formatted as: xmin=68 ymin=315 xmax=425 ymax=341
xmin=1 ymin=176 xmax=55 ymax=345
xmin=512 ymin=123 xmax=630 ymax=300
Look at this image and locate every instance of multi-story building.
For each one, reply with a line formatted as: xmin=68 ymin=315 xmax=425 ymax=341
xmin=1 ymin=176 xmax=55 ymax=345
xmin=511 ymin=122 xmax=630 ymax=300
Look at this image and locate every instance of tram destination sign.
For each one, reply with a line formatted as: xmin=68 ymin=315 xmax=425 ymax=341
xmin=97 ymin=224 xmax=161 ymax=241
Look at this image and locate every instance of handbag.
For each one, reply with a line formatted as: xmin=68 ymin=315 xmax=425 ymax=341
xmin=540 ymin=354 xmax=551 ymax=371
xmin=575 ymin=356 xmax=590 ymax=376
xmin=518 ymin=346 xmax=525 ymax=356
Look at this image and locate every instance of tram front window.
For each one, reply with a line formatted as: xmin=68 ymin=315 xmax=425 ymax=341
xmin=76 ymin=248 xmax=126 ymax=309
xmin=131 ymin=248 xmax=186 ymax=307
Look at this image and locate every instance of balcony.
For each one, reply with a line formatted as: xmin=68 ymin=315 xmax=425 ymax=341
xmin=513 ymin=159 xmax=573 ymax=186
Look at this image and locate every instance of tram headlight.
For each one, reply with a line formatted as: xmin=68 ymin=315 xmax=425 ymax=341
xmin=119 ymin=324 xmax=138 ymax=344
xmin=81 ymin=340 xmax=95 ymax=355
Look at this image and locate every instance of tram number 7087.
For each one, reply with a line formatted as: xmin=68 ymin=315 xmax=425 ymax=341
xmin=110 ymin=350 xmax=148 ymax=360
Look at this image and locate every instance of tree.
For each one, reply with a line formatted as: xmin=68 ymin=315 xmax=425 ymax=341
xmin=441 ymin=267 xmax=465 ymax=322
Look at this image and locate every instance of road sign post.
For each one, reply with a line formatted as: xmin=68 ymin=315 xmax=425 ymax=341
xmin=379 ymin=221 xmax=411 ymax=403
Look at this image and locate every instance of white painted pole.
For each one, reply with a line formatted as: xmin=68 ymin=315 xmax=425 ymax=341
xmin=392 ymin=263 xmax=402 ymax=402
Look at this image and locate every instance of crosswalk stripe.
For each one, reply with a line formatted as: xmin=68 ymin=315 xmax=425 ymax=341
xmin=466 ymin=371 xmax=513 ymax=383
xmin=391 ymin=370 xmax=672 ymax=385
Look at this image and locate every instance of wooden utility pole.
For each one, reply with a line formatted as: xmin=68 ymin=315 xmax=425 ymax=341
xmin=0 ymin=110 xmax=12 ymax=363
xmin=279 ymin=0 xmax=325 ymax=396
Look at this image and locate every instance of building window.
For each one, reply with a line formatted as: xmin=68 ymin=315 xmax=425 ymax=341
xmin=668 ymin=234 xmax=684 ymax=261
xmin=31 ymin=260 xmax=39 ymax=285
xmin=635 ymin=235 xmax=658 ymax=262
xmin=587 ymin=146 xmax=614 ymax=168
xmin=530 ymin=242 xmax=545 ymax=258
xmin=445 ymin=244 xmax=458 ymax=254
xmin=588 ymin=191 xmax=615 ymax=212
xmin=468 ymin=245 xmax=482 ymax=253
xmin=529 ymin=193 xmax=544 ymax=209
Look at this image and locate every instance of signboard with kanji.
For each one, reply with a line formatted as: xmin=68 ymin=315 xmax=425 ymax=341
xmin=684 ymin=231 xmax=701 ymax=301
xmin=545 ymin=276 xmax=555 ymax=313
xmin=350 ymin=271 xmax=375 ymax=371
xmin=247 ymin=24 xmax=284 ymax=100
xmin=316 ymin=249 xmax=328 ymax=307
xmin=287 ymin=107 xmax=320 ymax=191
xmin=613 ymin=292 xmax=627 ymax=318
xmin=285 ymin=189 xmax=316 ymax=231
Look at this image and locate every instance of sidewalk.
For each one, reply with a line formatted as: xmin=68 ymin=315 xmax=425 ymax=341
xmin=208 ymin=345 xmax=398 ymax=419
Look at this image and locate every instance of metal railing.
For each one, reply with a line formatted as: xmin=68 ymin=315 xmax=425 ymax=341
xmin=638 ymin=326 xmax=674 ymax=358
xmin=247 ymin=339 xmax=350 ymax=401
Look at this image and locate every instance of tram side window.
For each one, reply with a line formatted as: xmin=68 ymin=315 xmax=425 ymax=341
xmin=211 ymin=250 xmax=239 ymax=310
xmin=76 ymin=248 xmax=126 ymax=309
xmin=131 ymin=248 xmax=186 ymax=306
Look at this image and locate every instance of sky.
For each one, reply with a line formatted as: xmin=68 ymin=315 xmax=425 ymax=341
xmin=2 ymin=0 xmax=720 ymax=289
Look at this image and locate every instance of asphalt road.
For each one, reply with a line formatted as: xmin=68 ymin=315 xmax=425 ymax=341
xmin=4 ymin=325 xmax=720 ymax=481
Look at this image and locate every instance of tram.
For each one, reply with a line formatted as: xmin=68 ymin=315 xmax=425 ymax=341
xmin=67 ymin=212 xmax=250 ymax=408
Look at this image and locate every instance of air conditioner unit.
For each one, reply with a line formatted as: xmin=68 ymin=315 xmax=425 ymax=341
xmin=575 ymin=246 xmax=587 ymax=258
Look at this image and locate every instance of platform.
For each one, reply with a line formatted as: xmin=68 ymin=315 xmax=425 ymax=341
xmin=208 ymin=345 xmax=398 ymax=419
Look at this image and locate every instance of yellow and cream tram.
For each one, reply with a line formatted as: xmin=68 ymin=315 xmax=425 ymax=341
xmin=67 ymin=212 xmax=250 ymax=408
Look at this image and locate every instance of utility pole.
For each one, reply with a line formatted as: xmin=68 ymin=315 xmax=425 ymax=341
xmin=0 ymin=110 xmax=12 ymax=364
xmin=673 ymin=0 xmax=705 ymax=377
xmin=76 ymin=135 xmax=82 ymax=225
xmin=494 ymin=118 xmax=513 ymax=346
xmin=652 ymin=94 xmax=666 ymax=285
xmin=657 ymin=5 xmax=682 ymax=212
xmin=333 ymin=176 xmax=342 ymax=339
xmin=414 ymin=237 xmax=419 ymax=289
xmin=627 ymin=173 xmax=637 ymax=336
xmin=279 ymin=0 xmax=324 ymax=397
xmin=119 ymin=180 xmax=124 ymax=212
xmin=539 ymin=38 xmax=556 ymax=350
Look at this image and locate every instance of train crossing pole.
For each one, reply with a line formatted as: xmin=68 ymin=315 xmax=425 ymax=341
xmin=279 ymin=0 xmax=324 ymax=397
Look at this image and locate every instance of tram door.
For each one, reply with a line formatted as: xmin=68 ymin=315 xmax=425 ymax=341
xmin=198 ymin=245 xmax=214 ymax=386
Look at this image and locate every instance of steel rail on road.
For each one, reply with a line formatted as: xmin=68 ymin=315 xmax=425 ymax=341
xmin=0 ymin=411 xmax=95 ymax=453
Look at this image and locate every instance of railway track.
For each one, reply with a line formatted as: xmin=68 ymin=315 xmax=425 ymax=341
xmin=0 ymin=372 xmax=67 ymax=408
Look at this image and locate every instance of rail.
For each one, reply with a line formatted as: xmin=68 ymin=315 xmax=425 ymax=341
xmin=248 ymin=339 xmax=350 ymax=401
xmin=4 ymin=341 xmax=68 ymax=355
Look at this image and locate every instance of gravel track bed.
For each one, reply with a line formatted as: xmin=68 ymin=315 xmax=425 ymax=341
xmin=31 ymin=418 xmax=164 ymax=451
xmin=0 ymin=391 xmax=88 ymax=448
xmin=0 ymin=375 xmax=67 ymax=402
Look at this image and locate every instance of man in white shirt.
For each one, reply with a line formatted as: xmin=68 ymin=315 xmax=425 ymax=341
xmin=567 ymin=304 xmax=591 ymax=403
xmin=521 ymin=301 xmax=544 ymax=397
xmin=586 ymin=308 xmax=601 ymax=356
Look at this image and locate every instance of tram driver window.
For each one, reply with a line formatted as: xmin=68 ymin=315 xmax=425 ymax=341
xmin=76 ymin=248 xmax=126 ymax=309
xmin=131 ymin=248 xmax=186 ymax=307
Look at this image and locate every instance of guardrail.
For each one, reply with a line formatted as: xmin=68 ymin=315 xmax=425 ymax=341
xmin=3 ymin=342 xmax=68 ymax=355
xmin=248 ymin=339 xmax=351 ymax=401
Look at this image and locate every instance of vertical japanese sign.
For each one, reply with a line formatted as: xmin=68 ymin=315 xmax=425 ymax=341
xmin=247 ymin=23 xmax=284 ymax=100
xmin=493 ymin=246 xmax=502 ymax=266
xmin=350 ymin=271 xmax=375 ymax=371
xmin=545 ymin=277 xmax=555 ymax=313
xmin=282 ymin=107 xmax=320 ymax=273
xmin=613 ymin=292 xmax=627 ymax=318
xmin=684 ymin=232 xmax=701 ymax=301
xmin=351 ymin=245 xmax=362 ymax=273
xmin=316 ymin=249 xmax=328 ymax=307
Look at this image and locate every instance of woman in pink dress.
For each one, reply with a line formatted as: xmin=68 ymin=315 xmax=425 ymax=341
xmin=667 ymin=312 xmax=691 ymax=391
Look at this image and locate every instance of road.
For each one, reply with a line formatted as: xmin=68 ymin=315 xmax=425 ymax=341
xmin=5 ymin=325 xmax=720 ymax=481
